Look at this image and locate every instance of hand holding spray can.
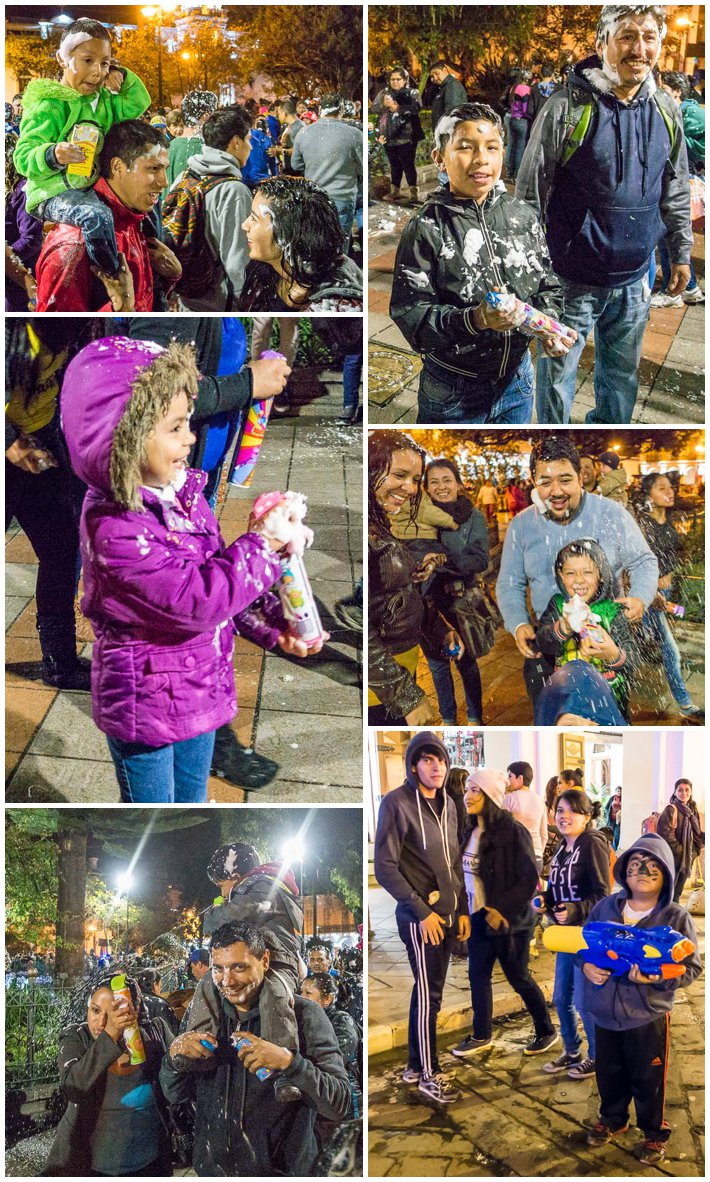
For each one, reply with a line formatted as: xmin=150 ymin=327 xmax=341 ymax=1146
xmin=485 ymin=291 xmax=576 ymax=352
xmin=110 ymin=974 xmax=146 ymax=1065
xmin=233 ymin=1034 xmax=273 ymax=1080
xmin=228 ymin=350 xmax=285 ymax=488
xmin=250 ymin=490 xmax=328 ymax=648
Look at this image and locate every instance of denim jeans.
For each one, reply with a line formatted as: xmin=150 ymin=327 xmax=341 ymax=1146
xmin=331 ymin=197 xmax=357 ymax=250
xmin=342 ymin=352 xmax=363 ymax=410
xmin=106 ymin=731 xmax=216 ymax=803
xmin=426 ymin=651 xmax=482 ymax=722
xmin=506 ymin=117 xmax=529 ymax=179
xmin=552 ymin=949 xmax=596 ymax=1058
xmin=467 ymin=911 xmax=553 ymax=1041
xmin=642 ymin=606 xmax=693 ymax=709
xmin=535 ymin=274 xmax=652 ymax=424
xmin=43 ymin=189 xmax=119 ymax=275
xmin=417 ymin=349 xmax=534 ymax=424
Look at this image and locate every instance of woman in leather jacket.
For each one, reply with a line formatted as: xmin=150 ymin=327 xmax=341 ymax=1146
xmin=368 ymin=431 xmax=455 ymax=725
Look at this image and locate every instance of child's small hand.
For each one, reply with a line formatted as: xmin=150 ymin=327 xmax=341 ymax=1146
xmin=580 ymin=628 xmax=619 ymax=664
xmin=55 ymin=141 xmax=86 ymax=166
xmin=628 ymin=963 xmax=663 ymax=985
xmin=277 ymin=632 xmax=329 ymax=657
xmin=583 ymin=962 xmax=611 ymax=986
xmin=105 ymin=68 xmax=124 ymax=93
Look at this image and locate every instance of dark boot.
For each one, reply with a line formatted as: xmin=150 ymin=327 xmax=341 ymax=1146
xmin=211 ymin=725 xmax=279 ymax=789
xmin=37 ymin=616 xmax=91 ymax=691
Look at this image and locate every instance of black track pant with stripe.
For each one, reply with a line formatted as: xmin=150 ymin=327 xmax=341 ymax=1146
xmin=595 ymin=1014 xmax=671 ymax=1141
xmin=396 ymin=912 xmax=456 ymax=1076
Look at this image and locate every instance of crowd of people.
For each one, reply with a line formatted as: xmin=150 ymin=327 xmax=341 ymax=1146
xmin=374 ymin=731 xmax=703 ymax=1166
xmin=373 ymin=4 xmax=704 ymax=425
xmin=21 ymin=838 xmax=363 ymax=1177
xmin=6 ymin=315 xmax=363 ymax=801
xmin=6 ymin=17 xmax=363 ymax=313
xmin=368 ymin=431 xmax=704 ymax=727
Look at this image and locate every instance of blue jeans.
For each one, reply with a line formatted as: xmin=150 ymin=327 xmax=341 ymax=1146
xmin=535 ymin=274 xmax=652 ymax=423
xmin=332 ymin=197 xmax=357 ymax=250
xmin=426 ymin=651 xmax=482 ymax=722
xmin=642 ymin=606 xmax=693 ymax=709
xmin=417 ymin=350 xmax=534 ymax=424
xmin=342 ymin=352 xmax=363 ymax=410
xmin=43 ymin=189 xmax=119 ymax=275
xmin=506 ymin=117 xmax=529 ymax=179
xmin=106 ymin=731 xmax=215 ymax=803
xmin=552 ymin=950 xmax=596 ymax=1059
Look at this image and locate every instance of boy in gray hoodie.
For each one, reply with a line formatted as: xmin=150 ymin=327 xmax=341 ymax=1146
xmin=580 ymin=833 xmax=702 ymax=1166
xmin=374 ymin=731 xmax=469 ymax=1105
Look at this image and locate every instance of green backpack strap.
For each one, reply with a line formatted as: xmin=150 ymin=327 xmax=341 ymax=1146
xmin=560 ymin=82 xmax=595 ymax=166
xmin=651 ymin=88 xmax=678 ymax=165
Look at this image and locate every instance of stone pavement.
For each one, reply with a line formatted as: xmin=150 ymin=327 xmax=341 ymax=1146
xmin=368 ymin=884 xmax=705 ymax=1178
xmin=5 ymin=372 xmax=363 ymax=804
xmin=368 ymin=185 xmax=705 ymax=426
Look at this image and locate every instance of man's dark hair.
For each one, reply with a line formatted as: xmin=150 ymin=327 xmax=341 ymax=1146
xmin=306 ymin=971 xmax=337 ymax=1000
xmin=309 ymin=943 xmax=332 ymax=962
xmin=60 ymin=17 xmax=110 ymax=47
xmin=278 ymin=98 xmax=298 ymax=116
xmin=320 ymin=93 xmax=342 ymax=114
xmin=433 ymin=59 xmax=450 ymax=70
xmin=100 ymin=119 xmax=168 ymax=177
xmin=661 ymin=70 xmax=692 ymax=99
xmin=203 ymin=105 xmax=252 ymax=151
xmin=542 ymin=60 xmax=556 ymax=77
xmin=529 ymin=435 xmax=581 ymax=479
xmin=508 ymin=760 xmax=533 ymax=786
xmin=210 ymin=920 xmax=266 ymax=957
xmin=413 ymin=745 xmax=447 ymax=763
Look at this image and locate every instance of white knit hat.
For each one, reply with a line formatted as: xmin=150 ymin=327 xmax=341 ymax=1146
xmin=466 ymin=768 xmax=507 ymax=808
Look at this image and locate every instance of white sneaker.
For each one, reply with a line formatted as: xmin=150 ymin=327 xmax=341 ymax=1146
xmin=683 ymin=286 xmax=705 ymax=304
xmin=650 ymin=291 xmax=683 ymax=308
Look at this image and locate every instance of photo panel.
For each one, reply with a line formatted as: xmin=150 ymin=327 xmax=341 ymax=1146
xmin=367 ymin=726 xmax=705 ymax=1176
xmin=368 ymin=426 xmax=705 ymax=729
xmin=5 ymin=805 xmax=364 ymax=1177
xmin=367 ymin=4 xmax=705 ymax=428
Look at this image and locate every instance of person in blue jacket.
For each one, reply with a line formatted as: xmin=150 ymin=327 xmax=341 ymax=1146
xmin=517 ymin=5 xmax=693 ymax=424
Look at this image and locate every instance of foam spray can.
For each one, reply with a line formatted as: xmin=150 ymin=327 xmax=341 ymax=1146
xmin=485 ymin=291 xmax=576 ymax=349
xmin=278 ymin=550 xmax=328 ymax=648
xmin=110 ymin=974 xmax=146 ymax=1065
xmin=233 ymin=1034 xmax=273 ymax=1080
xmin=228 ymin=350 xmax=284 ymax=488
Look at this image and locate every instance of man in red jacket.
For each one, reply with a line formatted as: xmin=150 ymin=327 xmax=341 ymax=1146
xmin=36 ymin=119 xmax=181 ymax=311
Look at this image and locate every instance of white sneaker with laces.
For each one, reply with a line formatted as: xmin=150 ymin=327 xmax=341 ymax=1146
xmin=650 ymin=291 xmax=683 ymax=308
xmin=683 ymin=286 xmax=705 ymax=304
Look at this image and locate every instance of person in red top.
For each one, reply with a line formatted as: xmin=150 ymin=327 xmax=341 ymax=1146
xmin=35 ymin=119 xmax=181 ymax=312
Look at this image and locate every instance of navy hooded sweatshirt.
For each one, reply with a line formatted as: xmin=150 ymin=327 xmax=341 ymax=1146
xmin=578 ymin=833 xmax=702 ymax=1031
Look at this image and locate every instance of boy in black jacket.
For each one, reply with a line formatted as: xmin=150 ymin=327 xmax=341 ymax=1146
xmin=374 ymin=731 xmax=470 ymax=1104
xmin=580 ymin=833 xmax=702 ymax=1166
xmin=389 ymin=102 xmax=574 ymax=424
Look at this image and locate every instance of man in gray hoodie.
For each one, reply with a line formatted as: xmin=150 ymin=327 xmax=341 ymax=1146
xmin=291 ymin=95 xmax=362 ymax=245
xmin=168 ymin=105 xmax=253 ymax=311
xmin=374 ymin=731 xmax=470 ymax=1105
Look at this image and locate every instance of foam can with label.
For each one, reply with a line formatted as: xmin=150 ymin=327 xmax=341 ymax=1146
xmin=110 ymin=973 xmax=146 ymax=1065
xmin=485 ymin=291 xmax=576 ymax=349
xmin=66 ymin=122 xmax=101 ymax=178
xmin=228 ymin=350 xmax=284 ymax=488
xmin=278 ymin=552 xmax=327 ymax=648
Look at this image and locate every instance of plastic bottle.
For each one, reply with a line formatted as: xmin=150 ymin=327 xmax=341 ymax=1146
xmin=110 ymin=974 xmax=146 ymax=1065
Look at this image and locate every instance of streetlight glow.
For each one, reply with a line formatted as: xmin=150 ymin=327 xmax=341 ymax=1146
xmin=116 ymin=872 xmax=134 ymax=895
xmin=281 ymin=836 xmax=306 ymax=865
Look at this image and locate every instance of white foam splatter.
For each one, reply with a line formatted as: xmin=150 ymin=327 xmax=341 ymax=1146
xmin=57 ymin=31 xmax=96 ymax=68
xmin=401 ymin=267 xmax=429 ymax=289
xmin=462 ymin=227 xmax=485 ymax=268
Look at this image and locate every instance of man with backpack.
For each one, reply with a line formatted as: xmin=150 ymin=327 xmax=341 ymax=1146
xmin=163 ymin=105 xmax=253 ymax=311
xmin=516 ymin=4 xmax=692 ymax=425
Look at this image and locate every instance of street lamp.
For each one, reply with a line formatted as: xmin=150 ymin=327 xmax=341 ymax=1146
xmin=116 ymin=872 xmax=134 ymax=957
xmin=142 ymin=3 xmax=178 ymax=107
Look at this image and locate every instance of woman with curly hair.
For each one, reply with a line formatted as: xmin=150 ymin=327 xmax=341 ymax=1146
xmin=368 ymin=430 xmax=459 ymax=725
xmin=238 ymin=176 xmax=362 ymax=312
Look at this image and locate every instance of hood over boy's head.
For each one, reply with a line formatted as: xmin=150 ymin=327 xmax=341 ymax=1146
xmin=405 ymin=730 xmax=450 ymax=791
xmin=614 ymin=832 xmax=675 ymax=908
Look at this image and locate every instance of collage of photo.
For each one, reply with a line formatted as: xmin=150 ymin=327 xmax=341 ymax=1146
xmin=3 ymin=1 xmax=706 ymax=1180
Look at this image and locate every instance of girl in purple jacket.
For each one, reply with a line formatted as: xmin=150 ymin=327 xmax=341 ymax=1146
xmin=61 ymin=336 xmax=300 ymax=803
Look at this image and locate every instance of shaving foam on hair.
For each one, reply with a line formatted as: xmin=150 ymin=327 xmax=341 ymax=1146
xmin=57 ymin=30 xmax=100 ymax=68
xmin=596 ymin=4 xmax=667 ymax=45
xmin=433 ymin=114 xmax=460 ymax=151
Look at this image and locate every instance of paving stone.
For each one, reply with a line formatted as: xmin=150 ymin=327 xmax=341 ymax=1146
xmin=252 ymin=709 xmax=360 ymax=786
xmin=28 ymin=692 xmax=111 ymax=762
xmin=5 ymin=563 xmax=38 ymax=598
xmin=6 ymin=595 xmax=30 ymax=632
xmin=6 ymin=756 xmax=121 ymax=803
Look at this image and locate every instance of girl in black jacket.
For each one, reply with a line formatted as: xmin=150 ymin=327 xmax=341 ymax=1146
xmin=44 ymin=972 xmax=174 ymax=1177
xmin=535 ymin=789 xmax=610 ymax=1080
xmin=452 ymin=769 xmax=558 ymax=1059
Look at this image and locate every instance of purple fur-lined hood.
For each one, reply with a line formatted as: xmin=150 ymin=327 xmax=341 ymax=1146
xmin=61 ymin=337 xmax=285 ymax=747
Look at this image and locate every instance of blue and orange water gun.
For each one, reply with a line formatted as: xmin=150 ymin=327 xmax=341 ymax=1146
xmin=543 ymin=921 xmax=695 ymax=979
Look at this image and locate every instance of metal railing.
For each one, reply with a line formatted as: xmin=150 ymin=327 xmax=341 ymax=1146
xmin=5 ymin=978 xmax=72 ymax=1093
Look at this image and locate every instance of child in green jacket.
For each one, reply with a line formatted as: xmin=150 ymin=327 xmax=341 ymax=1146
xmin=14 ymin=16 xmax=150 ymax=276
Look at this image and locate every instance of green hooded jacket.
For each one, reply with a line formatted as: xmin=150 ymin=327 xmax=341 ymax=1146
xmin=14 ymin=70 xmax=151 ymax=213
